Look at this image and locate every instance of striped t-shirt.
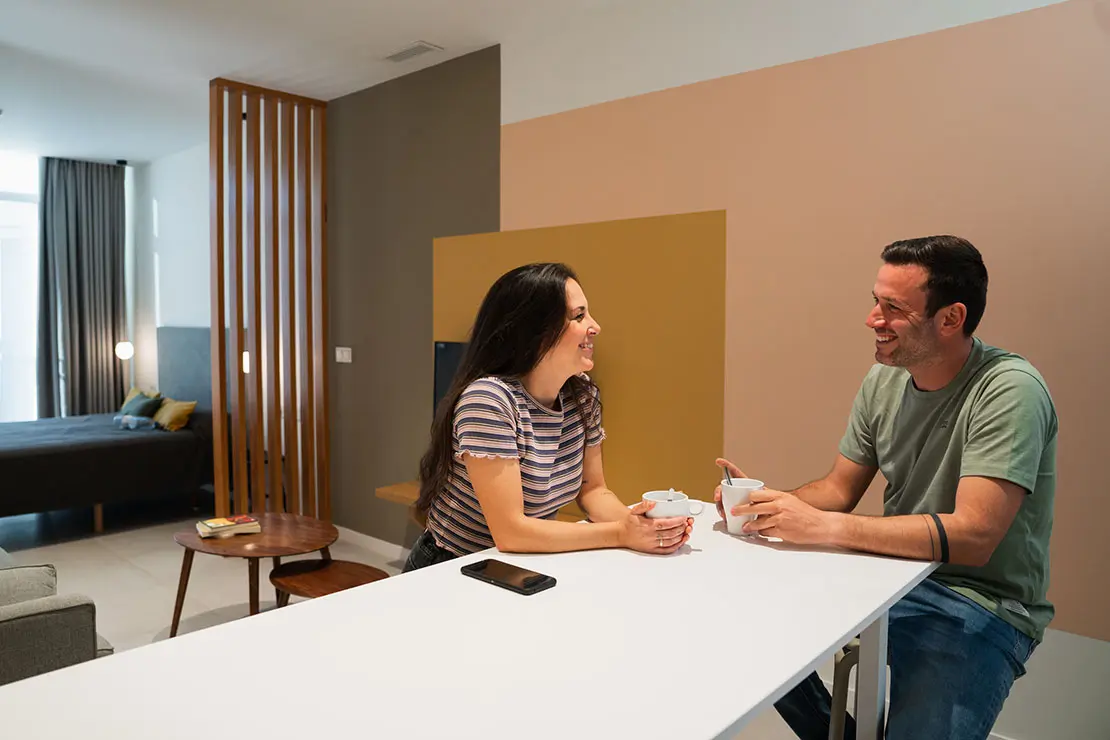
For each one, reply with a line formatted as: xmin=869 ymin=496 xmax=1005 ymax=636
xmin=427 ymin=375 xmax=605 ymax=556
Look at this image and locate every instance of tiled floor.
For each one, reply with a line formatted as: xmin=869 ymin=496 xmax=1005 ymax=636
xmin=2 ymin=508 xmax=796 ymax=739
xmin=5 ymin=513 xmax=403 ymax=652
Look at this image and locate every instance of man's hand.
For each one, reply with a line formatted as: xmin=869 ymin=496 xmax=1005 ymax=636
xmin=731 ymin=488 xmax=836 ymax=546
xmin=713 ymin=457 xmax=749 ymax=520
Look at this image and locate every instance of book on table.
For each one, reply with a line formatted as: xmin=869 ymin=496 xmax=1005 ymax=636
xmin=196 ymin=514 xmax=261 ymax=538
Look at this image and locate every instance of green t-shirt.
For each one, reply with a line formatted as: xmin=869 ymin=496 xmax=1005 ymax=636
xmin=838 ymin=338 xmax=1057 ymax=641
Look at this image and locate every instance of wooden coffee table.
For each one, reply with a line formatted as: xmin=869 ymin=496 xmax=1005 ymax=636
xmin=170 ymin=512 xmax=338 ymax=637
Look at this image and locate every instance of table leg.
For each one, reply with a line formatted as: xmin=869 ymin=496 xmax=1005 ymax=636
xmin=856 ymin=611 xmax=889 ymax=740
xmin=272 ymin=557 xmax=282 ymax=605
xmin=321 ymin=546 xmax=332 ymax=561
xmin=248 ymin=558 xmax=260 ymax=616
xmin=170 ymin=549 xmax=194 ymax=638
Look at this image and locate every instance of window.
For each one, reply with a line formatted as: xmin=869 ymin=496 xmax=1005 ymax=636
xmin=0 ymin=151 xmax=40 ymax=422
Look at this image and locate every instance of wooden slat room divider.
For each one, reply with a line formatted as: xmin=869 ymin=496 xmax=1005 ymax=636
xmin=209 ymin=78 xmax=330 ymax=520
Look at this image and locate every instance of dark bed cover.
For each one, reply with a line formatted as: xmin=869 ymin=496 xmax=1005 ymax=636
xmin=0 ymin=413 xmax=214 ymax=517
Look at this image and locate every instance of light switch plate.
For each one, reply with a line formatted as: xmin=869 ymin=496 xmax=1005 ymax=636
xmin=335 ymin=347 xmax=353 ymax=363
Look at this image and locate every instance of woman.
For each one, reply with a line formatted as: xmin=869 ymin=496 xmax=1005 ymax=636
xmin=404 ymin=262 xmax=692 ymax=572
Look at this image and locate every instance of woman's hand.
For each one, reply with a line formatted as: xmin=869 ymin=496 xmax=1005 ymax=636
xmin=618 ymin=501 xmax=692 ymax=554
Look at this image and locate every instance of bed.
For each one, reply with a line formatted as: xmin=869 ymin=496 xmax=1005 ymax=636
xmin=0 ymin=327 xmax=217 ymax=525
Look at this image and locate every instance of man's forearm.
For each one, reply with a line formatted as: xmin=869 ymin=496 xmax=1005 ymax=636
xmin=825 ymin=512 xmax=939 ymax=561
xmin=821 ymin=508 xmax=1008 ymax=568
xmin=791 ymin=479 xmax=856 ymax=513
xmin=827 ymin=511 xmax=996 ymax=567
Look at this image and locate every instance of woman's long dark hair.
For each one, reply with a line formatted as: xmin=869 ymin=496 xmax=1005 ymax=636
xmin=415 ymin=262 xmax=600 ymax=518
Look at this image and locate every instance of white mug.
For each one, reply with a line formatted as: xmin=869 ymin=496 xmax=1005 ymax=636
xmin=720 ymin=478 xmax=764 ymax=535
xmin=642 ymin=489 xmax=705 ymax=518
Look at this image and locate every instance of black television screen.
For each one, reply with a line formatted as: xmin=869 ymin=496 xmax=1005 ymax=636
xmin=433 ymin=341 xmax=467 ymax=415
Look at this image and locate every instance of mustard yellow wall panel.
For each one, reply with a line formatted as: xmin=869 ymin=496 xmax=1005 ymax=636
xmin=433 ymin=210 xmax=725 ymax=506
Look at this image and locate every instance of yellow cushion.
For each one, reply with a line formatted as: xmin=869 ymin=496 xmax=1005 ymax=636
xmin=121 ymin=386 xmax=160 ymax=410
xmin=153 ymin=398 xmax=197 ymax=432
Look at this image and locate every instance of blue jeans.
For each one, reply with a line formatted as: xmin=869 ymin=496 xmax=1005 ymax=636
xmin=402 ymin=530 xmax=459 ymax=573
xmin=775 ymin=578 xmax=1037 ymax=740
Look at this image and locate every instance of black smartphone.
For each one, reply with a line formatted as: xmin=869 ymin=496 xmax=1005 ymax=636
xmin=459 ymin=558 xmax=557 ymax=596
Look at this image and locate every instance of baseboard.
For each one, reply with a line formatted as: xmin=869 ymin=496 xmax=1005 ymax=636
xmin=822 ymin=679 xmax=1014 ymax=740
xmin=335 ymin=526 xmax=410 ymax=564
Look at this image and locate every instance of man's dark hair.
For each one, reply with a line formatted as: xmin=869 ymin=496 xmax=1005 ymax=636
xmin=881 ymin=235 xmax=988 ymax=336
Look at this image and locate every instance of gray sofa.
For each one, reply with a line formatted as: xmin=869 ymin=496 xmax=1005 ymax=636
xmin=0 ymin=546 xmax=113 ymax=686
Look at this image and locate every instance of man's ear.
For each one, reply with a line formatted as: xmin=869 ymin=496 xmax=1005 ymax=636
xmin=938 ymin=302 xmax=967 ymax=337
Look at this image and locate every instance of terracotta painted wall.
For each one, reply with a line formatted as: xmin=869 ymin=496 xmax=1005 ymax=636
xmin=501 ymin=0 xmax=1110 ymax=640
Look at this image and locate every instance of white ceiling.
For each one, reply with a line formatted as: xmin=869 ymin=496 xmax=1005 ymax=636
xmin=500 ymin=0 xmax=1069 ymax=124
xmin=0 ymin=0 xmax=1068 ymax=164
xmin=0 ymin=0 xmax=630 ymax=162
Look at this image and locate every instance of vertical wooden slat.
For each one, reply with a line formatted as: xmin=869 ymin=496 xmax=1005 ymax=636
xmin=227 ymin=90 xmax=249 ymax=515
xmin=311 ymin=106 xmax=331 ymax=521
xmin=296 ymin=103 xmax=317 ymax=519
xmin=280 ymin=99 xmax=301 ymax=515
xmin=209 ymin=83 xmax=230 ymax=518
xmin=245 ymin=93 xmax=266 ymax=514
xmin=211 ymin=79 xmax=326 ymax=523
xmin=263 ymin=96 xmax=283 ymax=512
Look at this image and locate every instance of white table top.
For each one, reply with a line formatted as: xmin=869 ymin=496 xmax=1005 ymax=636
xmin=0 ymin=506 xmax=935 ymax=739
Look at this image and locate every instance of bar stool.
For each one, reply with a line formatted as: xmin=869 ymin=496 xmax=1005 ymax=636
xmin=830 ymin=638 xmax=863 ymax=740
xmin=269 ymin=557 xmax=389 ymax=606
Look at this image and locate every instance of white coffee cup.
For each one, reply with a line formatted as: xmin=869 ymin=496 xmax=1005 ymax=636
xmin=720 ymin=478 xmax=764 ymax=535
xmin=642 ymin=489 xmax=705 ymax=518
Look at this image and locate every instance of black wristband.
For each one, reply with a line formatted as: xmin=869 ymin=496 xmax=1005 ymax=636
xmin=928 ymin=513 xmax=950 ymax=563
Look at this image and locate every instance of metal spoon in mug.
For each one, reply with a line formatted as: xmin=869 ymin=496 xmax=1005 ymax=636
xmin=721 ymin=464 xmax=734 ymax=486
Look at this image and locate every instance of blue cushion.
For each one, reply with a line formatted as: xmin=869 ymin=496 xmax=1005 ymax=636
xmin=120 ymin=393 xmax=163 ymax=418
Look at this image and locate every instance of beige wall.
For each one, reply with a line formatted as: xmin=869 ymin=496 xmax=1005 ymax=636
xmin=433 ymin=212 xmax=726 ymax=511
xmin=501 ymin=1 xmax=1110 ymax=640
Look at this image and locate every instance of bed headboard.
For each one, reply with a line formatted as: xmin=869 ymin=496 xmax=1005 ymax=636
xmin=157 ymin=326 xmax=215 ymax=411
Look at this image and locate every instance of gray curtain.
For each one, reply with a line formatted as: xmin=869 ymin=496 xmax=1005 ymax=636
xmin=37 ymin=158 xmax=126 ymax=418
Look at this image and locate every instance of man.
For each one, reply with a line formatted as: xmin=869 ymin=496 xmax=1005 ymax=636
xmin=717 ymin=236 xmax=1056 ymax=739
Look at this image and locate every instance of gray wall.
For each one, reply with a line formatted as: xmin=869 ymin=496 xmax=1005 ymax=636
xmin=327 ymin=46 xmax=500 ymax=547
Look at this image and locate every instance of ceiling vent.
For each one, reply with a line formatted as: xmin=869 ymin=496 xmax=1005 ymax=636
xmin=384 ymin=41 xmax=444 ymax=63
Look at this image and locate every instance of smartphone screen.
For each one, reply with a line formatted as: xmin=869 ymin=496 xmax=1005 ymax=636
xmin=461 ymin=559 xmax=555 ymax=594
